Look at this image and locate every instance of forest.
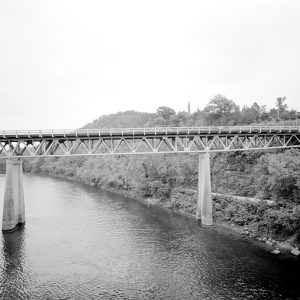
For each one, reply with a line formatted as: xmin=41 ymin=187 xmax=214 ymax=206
xmin=1 ymin=94 xmax=300 ymax=247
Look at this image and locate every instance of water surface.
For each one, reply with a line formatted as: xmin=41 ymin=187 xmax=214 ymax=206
xmin=0 ymin=174 xmax=299 ymax=299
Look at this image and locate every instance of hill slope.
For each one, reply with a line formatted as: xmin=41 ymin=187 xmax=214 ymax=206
xmin=82 ymin=110 xmax=156 ymax=129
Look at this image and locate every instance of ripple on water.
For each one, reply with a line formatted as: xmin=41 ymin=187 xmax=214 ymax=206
xmin=0 ymin=174 xmax=299 ymax=299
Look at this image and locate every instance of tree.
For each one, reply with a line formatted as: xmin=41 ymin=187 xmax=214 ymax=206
xmin=260 ymin=112 xmax=270 ymax=122
xmin=189 ymin=109 xmax=206 ymax=126
xmin=169 ymin=111 xmax=189 ymax=127
xmin=204 ymin=94 xmax=238 ymax=125
xmin=251 ymin=102 xmax=261 ymax=120
xmin=155 ymin=106 xmax=176 ymax=126
xmin=269 ymin=108 xmax=278 ymax=120
xmin=239 ymin=106 xmax=257 ymax=124
xmin=276 ymin=96 xmax=287 ymax=119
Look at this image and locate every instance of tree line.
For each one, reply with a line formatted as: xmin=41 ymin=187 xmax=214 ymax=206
xmin=153 ymin=95 xmax=299 ymax=127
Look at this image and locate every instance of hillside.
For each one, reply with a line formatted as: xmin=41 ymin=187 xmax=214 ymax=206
xmin=82 ymin=110 xmax=156 ymax=129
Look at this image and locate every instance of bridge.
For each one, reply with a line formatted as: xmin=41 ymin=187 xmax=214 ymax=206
xmin=1 ymin=125 xmax=300 ymax=158
xmin=1 ymin=125 xmax=300 ymax=232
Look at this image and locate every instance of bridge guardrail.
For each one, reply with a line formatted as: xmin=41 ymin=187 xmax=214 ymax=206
xmin=1 ymin=125 xmax=300 ymax=139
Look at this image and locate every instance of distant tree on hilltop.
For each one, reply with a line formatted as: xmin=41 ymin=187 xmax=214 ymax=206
xmin=276 ymin=96 xmax=287 ymax=119
xmin=204 ymin=94 xmax=239 ymax=125
xmin=155 ymin=106 xmax=176 ymax=126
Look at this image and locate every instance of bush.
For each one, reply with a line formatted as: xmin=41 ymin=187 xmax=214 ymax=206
xmin=148 ymin=180 xmax=170 ymax=199
xmin=213 ymin=195 xmax=259 ymax=225
xmin=213 ymin=194 xmax=300 ymax=244
xmin=169 ymin=187 xmax=197 ymax=212
xmin=258 ymin=207 xmax=300 ymax=239
xmin=255 ymin=149 xmax=300 ymax=202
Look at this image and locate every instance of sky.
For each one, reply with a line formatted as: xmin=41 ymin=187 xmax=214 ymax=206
xmin=0 ymin=0 xmax=300 ymax=129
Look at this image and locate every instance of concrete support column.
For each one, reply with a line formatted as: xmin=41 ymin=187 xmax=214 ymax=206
xmin=196 ymin=152 xmax=213 ymax=226
xmin=2 ymin=160 xmax=25 ymax=232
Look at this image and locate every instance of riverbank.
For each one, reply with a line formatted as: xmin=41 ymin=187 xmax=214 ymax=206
xmin=145 ymin=189 xmax=300 ymax=256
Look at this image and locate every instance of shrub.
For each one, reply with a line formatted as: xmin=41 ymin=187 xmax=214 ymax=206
xmin=148 ymin=180 xmax=170 ymax=199
xmin=258 ymin=207 xmax=299 ymax=239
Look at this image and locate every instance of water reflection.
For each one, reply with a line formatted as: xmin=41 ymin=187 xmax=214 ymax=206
xmin=0 ymin=226 xmax=32 ymax=300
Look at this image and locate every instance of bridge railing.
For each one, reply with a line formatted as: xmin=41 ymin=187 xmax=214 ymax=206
xmin=0 ymin=125 xmax=300 ymax=139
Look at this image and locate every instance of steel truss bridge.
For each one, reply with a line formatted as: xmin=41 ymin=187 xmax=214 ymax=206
xmin=0 ymin=125 xmax=300 ymax=159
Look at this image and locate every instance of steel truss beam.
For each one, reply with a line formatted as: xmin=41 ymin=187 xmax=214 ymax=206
xmin=0 ymin=131 xmax=300 ymax=158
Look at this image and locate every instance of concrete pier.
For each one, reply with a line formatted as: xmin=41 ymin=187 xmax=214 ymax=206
xmin=2 ymin=160 xmax=25 ymax=232
xmin=196 ymin=152 xmax=213 ymax=226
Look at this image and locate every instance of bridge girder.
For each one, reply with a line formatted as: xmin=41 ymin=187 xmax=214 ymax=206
xmin=0 ymin=132 xmax=300 ymax=158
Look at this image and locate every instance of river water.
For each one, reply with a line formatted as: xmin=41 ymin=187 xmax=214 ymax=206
xmin=0 ymin=174 xmax=299 ymax=299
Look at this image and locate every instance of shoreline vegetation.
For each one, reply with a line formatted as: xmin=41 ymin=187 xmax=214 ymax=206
xmin=4 ymin=166 xmax=300 ymax=256
xmin=1 ymin=154 xmax=299 ymax=256
xmin=1 ymin=98 xmax=300 ymax=256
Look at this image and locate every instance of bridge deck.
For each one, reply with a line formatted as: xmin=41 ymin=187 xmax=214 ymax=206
xmin=1 ymin=125 xmax=300 ymax=140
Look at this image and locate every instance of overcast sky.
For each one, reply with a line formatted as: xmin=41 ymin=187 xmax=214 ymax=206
xmin=0 ymin=0 xmax=300 ymax=129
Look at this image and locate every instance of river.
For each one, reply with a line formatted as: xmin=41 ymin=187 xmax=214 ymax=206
xmin=0 ymin=174 xmax=299 ymax=299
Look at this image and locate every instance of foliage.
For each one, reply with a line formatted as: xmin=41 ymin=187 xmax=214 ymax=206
xmin=276 ymin=96 xmax=287 ymax=119
xmin=254 ymin=149 xmax=300 ymax=202
xmin=204 ymin=94 xmax=239 ymax=125
xmin=238 ymin=102 xmax=263 ymax=124
xmin=213 ymin=195 xmax=300 ymax=244
xmin=155 ymin=106 xmax=176 ymax=126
